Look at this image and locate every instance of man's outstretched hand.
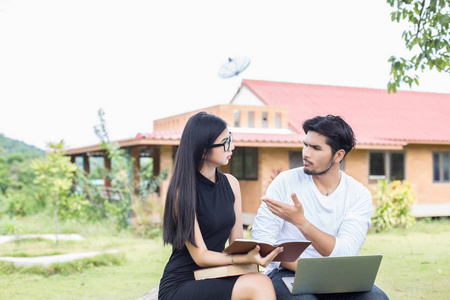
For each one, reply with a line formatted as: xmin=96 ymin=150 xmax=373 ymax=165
xmin=261 ymin=193 xmax=308 ymax=229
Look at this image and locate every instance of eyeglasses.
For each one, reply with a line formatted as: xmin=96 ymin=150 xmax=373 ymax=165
xmin=208 ymin=132 xmax=232 ymax=152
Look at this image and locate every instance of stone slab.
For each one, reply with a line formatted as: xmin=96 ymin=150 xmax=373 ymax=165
xmin=0 ymin=249 xmax=118 ymax=267
xmin=0 ymin=234 xmax=84 ymax=245
xmin=137 ymin=285 xmax=158 ymax=300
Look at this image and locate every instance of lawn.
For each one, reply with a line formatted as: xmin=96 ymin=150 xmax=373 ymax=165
xmin=360 ymin=219 xmax=450 ymax=300
xmin=0 ymin=215 xmax=448 ymax=299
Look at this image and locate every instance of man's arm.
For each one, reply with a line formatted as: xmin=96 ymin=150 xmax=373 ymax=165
xmin=262 ymin=193 xmax=335 ymax=257
xmin=331 ymin=188 xmax=372 ymax=256
xmin=251 ymin=200 xmax=284 ymax=244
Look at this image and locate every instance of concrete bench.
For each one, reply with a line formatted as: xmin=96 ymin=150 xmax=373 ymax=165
xmin=137 ymin=285 xmax=158 ymax=300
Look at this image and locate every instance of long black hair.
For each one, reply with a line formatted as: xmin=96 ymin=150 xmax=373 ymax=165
xmin=162 ymin=112 xmax=228 ymax=250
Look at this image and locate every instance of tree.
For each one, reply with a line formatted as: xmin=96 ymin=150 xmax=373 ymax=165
xmin=387 ymin=0 xmax=450 ymax=93
xmin=31 ymin=141 xmax=78 ymax=244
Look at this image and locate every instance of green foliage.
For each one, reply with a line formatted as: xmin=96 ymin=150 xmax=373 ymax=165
xmin=89 ymin=109 xmax=168 ymax=231
xmin=372 ymin=179 xmax=416 ymax=232
xmin=0 ymin=153 xmax=38 ymax=196
xmin=31 ymin=141 xmax=77 ymax=197
xmin=130 ymin=193 xmax=165 ymax=238
xmin=0 ymin=152 xmax=42 ymax=217
xmin=30 ymin=141 xmax=92 ymax=241
xmin=92 ymin=111 xmax=134 ymax=228
xmin=387 ymin=0 xmax=450 ymax=93
xmin=0 ymin=192 xmax=42 ymax=217
xmin=31 ymin=141 xmax=89 ymax=219
xmin=0 ymin=133 xmax=45 ymax=158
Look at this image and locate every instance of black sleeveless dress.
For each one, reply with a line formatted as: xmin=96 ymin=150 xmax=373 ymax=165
xmin=158 ymin=170 xmax=239 ymax=300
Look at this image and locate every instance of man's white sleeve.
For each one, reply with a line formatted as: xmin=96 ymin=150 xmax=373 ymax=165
xmin=251 ymin=175 xmax=286 ymax=245
xmin=330 ymin=188 xmax=372 ymax=256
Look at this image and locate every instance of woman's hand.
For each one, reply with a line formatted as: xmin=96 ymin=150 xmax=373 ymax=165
xmin=245 ymin=245 xmax=284 ymax=268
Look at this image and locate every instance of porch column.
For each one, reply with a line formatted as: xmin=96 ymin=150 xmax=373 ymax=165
xmin=104 ymin=154 xmax=111 ymax=188
xmin=83 ymin=154 xmax=90 ymax=174
xmin=129 ymin=146 xmax=141 ymax=191
xmin=159 ymin=145 xmax=174 ymax=200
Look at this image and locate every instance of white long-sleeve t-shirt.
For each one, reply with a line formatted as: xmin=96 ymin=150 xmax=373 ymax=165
xmin=251 ymin=167 xmax=372 ymax=274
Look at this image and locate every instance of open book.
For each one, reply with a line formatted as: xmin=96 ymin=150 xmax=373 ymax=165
xmin=222 ymin=239 xmax=311 ymax=262
xmin=194 ymin=264 xmax=259 ymax=280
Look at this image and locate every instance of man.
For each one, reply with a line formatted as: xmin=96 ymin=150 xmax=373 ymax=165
xmin=252 ymin=115 xmax=388 ymax=299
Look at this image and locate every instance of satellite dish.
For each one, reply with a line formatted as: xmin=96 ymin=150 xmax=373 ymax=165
xmin=218 ymin=57 xmax=251 ymax=78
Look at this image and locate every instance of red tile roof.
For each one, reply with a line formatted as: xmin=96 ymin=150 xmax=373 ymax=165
xmin=136 ymin=131 xmax=182 ymax=140
xmin=241 ymin=79 xmax=450 ymax=144
xmin=136 ymin=131 xmax=304 ymax=145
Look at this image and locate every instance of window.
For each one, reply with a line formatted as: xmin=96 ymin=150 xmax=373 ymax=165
xmin=231 ymin=147 xmax=258 ymax=180
xmin=433 ymin=152 xmax=450 ymax=183
xmin=248 ymin=111 xmax=254 ymax=128
xmin=369 ymin=151 xmax=405 ymax=182
xmin=74 ymin=156 xmax=84 ymax=170
xmin=89 ymin=155 xmax=105 ymax=184
xmin=234 ymin=110 xmax=240 ymax=127
xmin=289 ymin=151 xmax=303 ymax=169
xmin=390 ymin=152 xmax=405 ymax=181
xmin=275 ymin=113 xmax=282 ymax=129
xmin=262 ymin=112 xmax=268 ymax=128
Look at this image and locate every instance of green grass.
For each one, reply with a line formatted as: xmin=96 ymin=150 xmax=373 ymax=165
xmin=0 ymin=216 xmax=449 ymax=299
xmin=360 ymin=218 xmax=450 ymax=300
xmin=0 ymin=216 xmax=172 ymax=300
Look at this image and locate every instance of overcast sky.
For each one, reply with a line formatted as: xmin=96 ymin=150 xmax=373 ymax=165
xmin=1 ymin=0 xmax=449 ymax=150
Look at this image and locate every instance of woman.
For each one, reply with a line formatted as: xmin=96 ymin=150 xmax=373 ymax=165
xmin=158 ymin=112 xmax=283 ymax=300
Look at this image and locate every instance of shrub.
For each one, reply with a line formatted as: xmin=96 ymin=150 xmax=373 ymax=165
xmin=0 ymin=192 xmax=44 ymax=217
xmin=372 ymin=180 xmax=416 ymax=232
xmin=89 ymin=109 xmax=168 ymax=233
xmin=130 ymin=193 xmax=164 ymax=238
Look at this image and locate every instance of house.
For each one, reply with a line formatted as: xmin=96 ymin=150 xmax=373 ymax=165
xmin=66 ymin=79 xmax=450 ymax=221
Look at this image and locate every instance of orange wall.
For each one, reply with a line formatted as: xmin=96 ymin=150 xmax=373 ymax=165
xmin=240 ymin=147 xmax=290 ymax=214
xmin=160 ymin=144 xmax=450 ymax=215
xmin=341 ymin=146 xmax=450 ymax=205
xmin=404 ymin=144 xmax=450 ymax=205
xmin=153 ymin=104 xmax=289 ymax=132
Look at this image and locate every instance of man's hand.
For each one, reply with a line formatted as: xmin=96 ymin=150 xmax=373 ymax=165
xmin=262 ymin=193 xmax=336 ymax=257
xmin=261 ymin=193 xmax=308 ymax=229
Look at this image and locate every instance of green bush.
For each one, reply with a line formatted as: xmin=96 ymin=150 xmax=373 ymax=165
xmin=130 ymin=193 xmax=165 ymax=238
xmin=0 ymin=192 xmax=44 ymax=217
xmin=372 ymin=180 xmax=416 ymax=232
xmin=89 ymin=109 xmax=168 ymax=232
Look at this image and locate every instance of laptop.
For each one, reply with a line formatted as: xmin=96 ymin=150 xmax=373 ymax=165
xmin=282 ymin=255 xmax=382 ymax=294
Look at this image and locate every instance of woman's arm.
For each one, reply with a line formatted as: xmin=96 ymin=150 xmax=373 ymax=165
xmin=225 ymin=174 xmax=243 ymax=243
xmin=186 ymin=173 xmax=283 ymax=268
xmin=186 ymin=217 xmax=283 ymax=268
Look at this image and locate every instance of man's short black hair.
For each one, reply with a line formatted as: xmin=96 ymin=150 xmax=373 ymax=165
xmin=302 ymin=115 xmax=356 ymax=157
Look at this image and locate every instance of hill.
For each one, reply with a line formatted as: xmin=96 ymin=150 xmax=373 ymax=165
xmin=0 ymin=133 xmax=45 ymax=158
